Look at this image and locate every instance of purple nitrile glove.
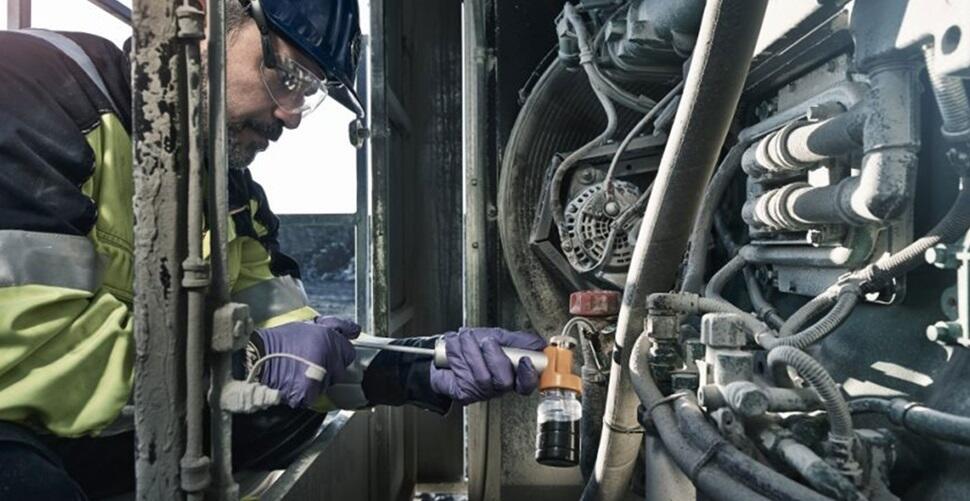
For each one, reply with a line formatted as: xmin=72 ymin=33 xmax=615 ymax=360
xmin=429 ymin=327 xmax=547 ymax=405
xmin=254 ymin=316 xmax=361 ymax=408
xmin=313 ymin=315 xmax=362 ymax=338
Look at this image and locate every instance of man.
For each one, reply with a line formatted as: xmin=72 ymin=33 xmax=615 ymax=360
xmin=0 ymin=0 xmax=544 ymax=498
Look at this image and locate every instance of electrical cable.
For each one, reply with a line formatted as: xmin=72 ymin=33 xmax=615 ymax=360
xmin=246 ymin=353 xmax=327 ymax=384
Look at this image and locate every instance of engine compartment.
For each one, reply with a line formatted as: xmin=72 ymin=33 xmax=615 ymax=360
xmin=498 ymin=1 xmax=970 ymax=499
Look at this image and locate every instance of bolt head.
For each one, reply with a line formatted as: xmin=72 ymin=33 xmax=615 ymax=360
xmin=926 ymin=244 xmax=959 ymax=269
xmin=927 ymin=321 xmax=963 ymax=343
xmin=700 ymin=314 xmax=746 ymax=348
xmin=604 ymin=201 xmax=621 ymax=217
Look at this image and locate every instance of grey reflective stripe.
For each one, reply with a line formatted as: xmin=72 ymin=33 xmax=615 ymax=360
xmin=232 ymin=275 xmax=311 ymax=324
xmin=18 ymin=29 xmax=122 ymax=117
xmin=326 ymin=334 xmax=386 ymax=409
xmin=0 ymin=230 xmax=101 ymax=291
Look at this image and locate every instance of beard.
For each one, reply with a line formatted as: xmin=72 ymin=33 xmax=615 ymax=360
xmin=199 ymin=59 xmax=283 ymax=170
xmin=227 ymin=118 xmax=284 ymax=170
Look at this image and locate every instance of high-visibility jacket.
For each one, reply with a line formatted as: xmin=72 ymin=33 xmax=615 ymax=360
xmin=0 ymin=31 xmax=448 ymax=437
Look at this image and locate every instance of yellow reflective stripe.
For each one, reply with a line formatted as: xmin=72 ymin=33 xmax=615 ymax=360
xmin=231 ymin=275 xmax=311 ymax=325
xmin=0 ymin=230 xmax=100 ymax=291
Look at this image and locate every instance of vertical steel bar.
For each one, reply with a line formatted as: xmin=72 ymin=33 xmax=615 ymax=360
xmin=130 ymin=0 xmax=187 ymax=498
xmin=177 ymin=3 xmax=210 ymax=499
xmin=355 ymin=35 xmax=371 ymax=328
xmin=206 ymin=0 xmax=237 ymax=498
xmin=462 ymin=1 xmax=494 ymax=500
xmin=6 ymin=0 xmax=30 ymax=29
xmin=368 ymin=2 xmax=392 ymax=500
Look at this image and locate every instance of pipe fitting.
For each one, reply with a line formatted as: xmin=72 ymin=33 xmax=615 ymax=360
xmin=924 ymin=44 xmax=970 ymax=142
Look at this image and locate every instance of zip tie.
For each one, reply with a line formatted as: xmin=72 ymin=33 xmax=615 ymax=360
xmin=689 ymin=440 xmax=726 ymax=481
xmin=647 ymin=391 xmax=692 ymax=417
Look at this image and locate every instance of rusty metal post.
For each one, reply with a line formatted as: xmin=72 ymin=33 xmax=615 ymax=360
xmin=130 ymin=0 xmax=188 ymax=498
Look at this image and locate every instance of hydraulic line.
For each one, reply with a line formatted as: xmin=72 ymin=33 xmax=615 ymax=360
xmin=551 ymin=3 xmax=619 ymax=232
xmin=628 ymin=334 xmax=830 ymax=501
xmin=710 ymin=213 xmax=785 ymax=328
xmin=704 ymin=253 xmax=746 ymax=302
xmin=850 ymin=397 xmax=970 ymax=446
xmin=761 ymin=288 xmax=861 ymax=350
xmin=573 ymin=85 xmax=681 ymax=275
xmin=682 ymin=142 xmax=749 ymax=294
xmin=584 ymin=1 xmax=768 ymax=497
xmin=602 ymin=83 xmax=684 ymax=196
xmin=743 ymin=267 xmax=785 ymax=330
xmin=767 ymin=347 xmax=853 ymax=443
xmin=852 ymin=178 xmax=970 ymax=292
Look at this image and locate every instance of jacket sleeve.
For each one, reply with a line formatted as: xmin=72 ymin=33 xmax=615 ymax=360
xmin=224 ymin=169 xmax=318 ymax=328
xmin=0 ymin=32 xmax=136 ymax=437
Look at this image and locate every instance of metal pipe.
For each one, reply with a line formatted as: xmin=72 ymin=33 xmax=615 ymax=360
xmin=205 ymin=0 xmax=238 ymax=498
xmin=177 ymin=3 xmax=209 ymax=499
xmin=583 ymin=2 xmax=767 ymax=499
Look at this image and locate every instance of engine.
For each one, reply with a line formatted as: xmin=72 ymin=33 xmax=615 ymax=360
xmin=499 ymin=1 xmax=970 ymax=499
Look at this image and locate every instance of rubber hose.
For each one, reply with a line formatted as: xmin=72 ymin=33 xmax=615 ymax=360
xmin=779 ymin=291 xmax=839 ymax=337
xmin=705 ymin=253 xmax=747 ymax=302
xmin=673 ymin=397 xmax=833 ymax=501
xmin=850 ymin=397 xmax=970 ymax=446
xmin=682 ymin=143 xmax=749 ymax=294
xmin=763 ymin=291 xmax=861 ymax=350
xmin=768 ymin=347 xmax=853 ymax=441
xmin=585 ymin=2 xmax=767 ymax=498
xmin=855 ymin=180 xmax=970 ymax=292
xmin=743 ymin=267 xmax=786 ymax=329
xmin=628 ymin=334 xmax=771 ymax=501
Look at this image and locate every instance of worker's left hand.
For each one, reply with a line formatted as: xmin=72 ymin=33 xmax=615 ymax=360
xmin=429 ymin=327 xmax=546 ymax=405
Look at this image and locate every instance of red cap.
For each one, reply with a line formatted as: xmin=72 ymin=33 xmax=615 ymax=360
xmin=569 ymin=290 xmax=621 ymax=317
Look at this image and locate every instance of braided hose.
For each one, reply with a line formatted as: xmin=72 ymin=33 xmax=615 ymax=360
xmin=767 ymin=347 xmax=853 ymax=441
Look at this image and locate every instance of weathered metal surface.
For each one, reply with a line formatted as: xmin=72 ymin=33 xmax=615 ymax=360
xmin=130 ymin=0 xmax=187 ymax=498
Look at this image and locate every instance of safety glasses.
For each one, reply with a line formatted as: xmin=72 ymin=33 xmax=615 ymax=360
xmin=258 ymin=31 xmax=334 ymax=117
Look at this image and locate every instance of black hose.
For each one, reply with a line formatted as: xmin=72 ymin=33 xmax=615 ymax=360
xmin=682 ymin=143 xmax=749 ymax=294
xmin=768 ymin=347 xmax=853 ymax=441
xmin=627 ymin=334 xmax=787 ymax=501
xmin=705 ymin=253 xmax=747 ymax=301
xmin=762 ymin=289 xmax=861 ymax=350
xmin=672 ymin=397 xmax=833 ymax=501
xmin=850 ymin=397 xmax=970 ymax=446
xmin=854 ymin=179 xmax=970 ymax=292
xmin=743 ymin=267 xmax=785 ymax=329
xmin=779 ymin=290 xmax=839 ymax=337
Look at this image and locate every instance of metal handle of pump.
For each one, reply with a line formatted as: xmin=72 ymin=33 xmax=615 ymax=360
xmin=349 ymin=335 xmax=548 ymax=372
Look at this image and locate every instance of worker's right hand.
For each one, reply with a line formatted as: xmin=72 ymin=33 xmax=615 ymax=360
xmin=252 ymin=317 xmax=361 ymax=408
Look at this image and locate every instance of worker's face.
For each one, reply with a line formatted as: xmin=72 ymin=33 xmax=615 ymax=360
xmin=220 ymin=20 xmax=323 ymax=169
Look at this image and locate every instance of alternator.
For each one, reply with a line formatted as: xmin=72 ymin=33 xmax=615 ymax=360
xmin=562 ymin=180 xmax=642 ymax=275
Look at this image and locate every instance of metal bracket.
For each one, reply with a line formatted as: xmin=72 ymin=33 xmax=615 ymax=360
xmin=211 ymin=302 xmax=253 ymax=352
xmin=925 ymin=230 xmax=970 ymax=348
xmin=175 ymin=5 xmax=205 ymax=40
xmin=852 ymin=0 xmax=970 ymax=76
